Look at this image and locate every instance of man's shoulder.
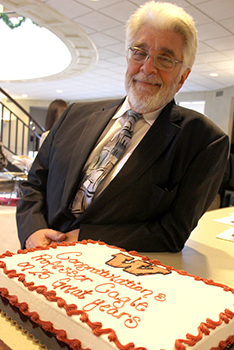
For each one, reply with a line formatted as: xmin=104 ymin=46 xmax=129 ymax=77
xmin=171 ymin=102 xmax=206 ymax=120
xmin=171 ymin=103 xmax=226 ymax=136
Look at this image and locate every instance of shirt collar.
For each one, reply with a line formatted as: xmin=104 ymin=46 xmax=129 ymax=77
xmin=113 ymin=96 xmax=165 ymax=126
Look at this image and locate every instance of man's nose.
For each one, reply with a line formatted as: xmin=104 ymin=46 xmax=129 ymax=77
xmin=140 ymin=56 xmax=159 ymax=75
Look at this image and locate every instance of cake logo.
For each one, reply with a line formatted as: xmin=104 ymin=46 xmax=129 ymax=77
xmin=106 ymin=253 xmax=171 ymax=276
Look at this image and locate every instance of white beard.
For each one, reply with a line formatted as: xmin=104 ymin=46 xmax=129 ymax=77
xmin=125 ymin=72 xmax=180 ymax=114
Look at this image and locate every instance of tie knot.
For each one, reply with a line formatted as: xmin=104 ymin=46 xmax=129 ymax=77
xmin=126 ymin=109 xmax=142 ymax=123
xmin=122 ymin=109 xmax=142 ymax=135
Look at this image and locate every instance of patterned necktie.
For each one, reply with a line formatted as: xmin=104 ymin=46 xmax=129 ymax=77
xmin=71 ymin=109 xmax=142 ymax=217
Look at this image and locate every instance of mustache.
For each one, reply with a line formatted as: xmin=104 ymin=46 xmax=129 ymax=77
xmin=132 ymin=73 xmax=163 ymax=86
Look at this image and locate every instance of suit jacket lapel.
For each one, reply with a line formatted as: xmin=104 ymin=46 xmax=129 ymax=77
xmin=94 ymin=100 xmax=181 ymax=200
xmin=61 ymin=98 xmax=125 ymax=213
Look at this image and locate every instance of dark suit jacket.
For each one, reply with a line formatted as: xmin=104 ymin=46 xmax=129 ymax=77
xmin=17 ymin=98 xmax=229 ymax=252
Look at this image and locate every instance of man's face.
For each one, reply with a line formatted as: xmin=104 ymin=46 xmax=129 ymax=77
xmin=125 ymin=25 xmax=191 ymax=113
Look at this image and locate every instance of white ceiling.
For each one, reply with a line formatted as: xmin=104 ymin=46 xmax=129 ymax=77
xmin=1 ymin=0 xmax=234 ymax=102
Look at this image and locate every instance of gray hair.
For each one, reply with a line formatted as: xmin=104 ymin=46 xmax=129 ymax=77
xmin=126 ymin=1 xmax=198 ymax=69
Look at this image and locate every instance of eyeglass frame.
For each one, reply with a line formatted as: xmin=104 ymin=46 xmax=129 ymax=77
xmin=127 ymin=46 xmax=183 ymax=71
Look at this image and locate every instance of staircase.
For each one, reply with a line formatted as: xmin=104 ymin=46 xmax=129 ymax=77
xmin=0 ymin=88 xmax=45 ymax=201
xmin=0 ymin=87 xmax=44 ymax=172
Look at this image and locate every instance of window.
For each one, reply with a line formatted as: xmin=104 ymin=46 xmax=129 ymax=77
xmin=177 ymin=101 xmax=205 ymax=114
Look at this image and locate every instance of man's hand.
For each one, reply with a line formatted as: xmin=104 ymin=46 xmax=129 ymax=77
xmin=65 ymin=229 xmax=80 ymax=243
xmin=25 ymin=228 xmax=80 ymax=249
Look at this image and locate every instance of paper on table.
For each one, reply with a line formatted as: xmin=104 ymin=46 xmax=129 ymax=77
xmin=214 ymin=213 xmax=234 ymax=226
xmin=216 ymin=227 xmax=234 ymax=242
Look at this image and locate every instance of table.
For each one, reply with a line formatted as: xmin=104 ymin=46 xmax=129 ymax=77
xmin=0 ymin=171 xmax=26 ymax=198
xmin=1 ymin=205 xmax=234 ymax=287
xmin=1 ymin=206 xmax=234 ymax=286
xmin=146 ymin=206 xmax=234 ymax=288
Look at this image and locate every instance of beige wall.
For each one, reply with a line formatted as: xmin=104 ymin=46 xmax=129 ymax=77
xmin=18 ymin=86 xmax=234 ymax=143
xmin=1 ymin=98 xmax=50 ymax=125
xmin=3 ymin=86 xmax=234 ymax=144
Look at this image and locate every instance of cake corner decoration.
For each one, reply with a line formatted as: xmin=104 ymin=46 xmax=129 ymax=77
xmin=0 ymin=240 xmax=234 ymax=350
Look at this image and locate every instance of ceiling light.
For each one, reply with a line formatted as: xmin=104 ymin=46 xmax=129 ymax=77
xmin=209 ymin=73 xmax=218 ymax=77
xmin=56 ymin=90 xmax=63 ymax=94
xmin=0 ymin=18 xmax=71 ymax=81
xmin=21 ymin=93 xmax=28 ymax=98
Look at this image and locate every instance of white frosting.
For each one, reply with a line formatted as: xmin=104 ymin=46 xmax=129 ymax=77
xmin=0 ymin=241 xmax=234 ymax=350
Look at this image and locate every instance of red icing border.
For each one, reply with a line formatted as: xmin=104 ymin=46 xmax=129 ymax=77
xmin=0 ymin=239 xmax=234 ymax=350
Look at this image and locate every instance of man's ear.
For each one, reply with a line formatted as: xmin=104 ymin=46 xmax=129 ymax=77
xmin=176 ymin=68 xmax=191 ymax=93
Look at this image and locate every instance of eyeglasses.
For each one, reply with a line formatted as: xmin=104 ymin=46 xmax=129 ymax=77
xmin=128 ymin=46 xmax=183 ymax=71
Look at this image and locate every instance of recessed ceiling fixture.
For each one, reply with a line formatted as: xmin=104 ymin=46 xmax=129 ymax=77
xmin=0 ymin=0 xmax=98 ymax=91
xmin=21 ymin=93 xmax=28 ymax=98
xmin=56 ymin=90 xmax=63 ymax=94
xmin=209 ymin=73 xmax=219 ymax=77
xmin=0 ymin=18 xmax=71 ymax=81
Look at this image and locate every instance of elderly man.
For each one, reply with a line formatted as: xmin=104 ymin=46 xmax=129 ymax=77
xmin=17 ymin=1 xmax=229 ymax=252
